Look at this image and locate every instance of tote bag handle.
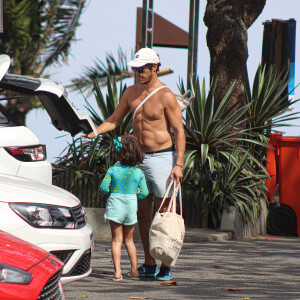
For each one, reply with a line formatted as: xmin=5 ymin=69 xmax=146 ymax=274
xmin=157 ymin=180 xmax=183 ymax=217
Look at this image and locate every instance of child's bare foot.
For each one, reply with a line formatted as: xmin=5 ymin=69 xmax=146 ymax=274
xmin=113 ymin=271 xmax=123 ymax=281
xmin=124 ymin=271 xmax=139 ymax=279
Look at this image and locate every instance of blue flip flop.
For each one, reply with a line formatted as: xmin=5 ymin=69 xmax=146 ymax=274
xmin=112 ymin=275 xmax=123 ymax=281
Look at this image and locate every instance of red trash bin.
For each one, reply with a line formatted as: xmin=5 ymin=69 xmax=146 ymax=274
xmin=266 ymin=133 xmax=299 ymax=235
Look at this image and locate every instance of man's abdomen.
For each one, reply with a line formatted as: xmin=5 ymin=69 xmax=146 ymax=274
xmin=133 ymin=113 xmax=173 ymax=150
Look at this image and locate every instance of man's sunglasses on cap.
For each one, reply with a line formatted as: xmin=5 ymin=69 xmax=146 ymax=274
xmin=132 ymin=64 xmax=153 ymax=73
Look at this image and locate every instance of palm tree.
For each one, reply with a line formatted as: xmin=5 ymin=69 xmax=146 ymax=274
xmin=204 ymin=0 xmax=266 ymax=110
xmin=68 ymin=48 xmax=132 ymax=96
xmin=0 ymin=0 xmax=86 ymax=124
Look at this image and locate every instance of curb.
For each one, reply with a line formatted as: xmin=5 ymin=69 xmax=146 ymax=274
xmin=184 ymin=228 xmax=233 ymax=242
xmin=87 ymin=208 xmax=233 ymax=243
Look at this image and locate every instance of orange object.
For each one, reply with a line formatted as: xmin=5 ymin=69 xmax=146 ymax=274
xmin=160 ymin=280 xmax=178 ymax=286
xmin=266 ymin=132 xmax=282 ymax=201
xmin=223 ymin=288 xmax=243 ymax=292
xmin=267 ymin=133 xmax=300 ymax=235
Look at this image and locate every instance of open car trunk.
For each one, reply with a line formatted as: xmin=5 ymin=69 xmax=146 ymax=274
xmin=0 ymin=54 xmax=97 ymax=137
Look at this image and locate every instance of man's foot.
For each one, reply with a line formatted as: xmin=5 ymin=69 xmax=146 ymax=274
xmin=138 ymin=264 xmax=159 ymax=277
xmin=124 ymin=272 xmax=139 ymax=280
xmin=155 ymin=267 xmax=172 ymax=281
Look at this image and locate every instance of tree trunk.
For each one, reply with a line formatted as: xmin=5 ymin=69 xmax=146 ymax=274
xmin=204 ymin=0 xmax=266 ymax=110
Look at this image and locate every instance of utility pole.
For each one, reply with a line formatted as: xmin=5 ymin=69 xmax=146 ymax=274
xmin=140 ymin=0 xmax=154 ymax=49
xmin=0 ymin=0 xmax=3 ymax=33
xmin=136 ymin=0 xmax=200 ymax=90
xmin=187 ymin=0 xmax=200 ymax=90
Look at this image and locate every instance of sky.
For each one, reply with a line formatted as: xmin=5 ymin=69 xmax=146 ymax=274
xmin=25 ymin=0 xmax=300 ymax=162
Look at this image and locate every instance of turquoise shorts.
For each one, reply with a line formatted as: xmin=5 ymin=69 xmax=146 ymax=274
xmin=138 ymin=150 xmax=176 ymax=198
xmin=106 ymin=193 xmax=138 ymax=225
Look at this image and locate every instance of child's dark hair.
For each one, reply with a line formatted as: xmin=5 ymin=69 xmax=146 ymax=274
xmin=115 ymin=134 xmax=144 ymax=165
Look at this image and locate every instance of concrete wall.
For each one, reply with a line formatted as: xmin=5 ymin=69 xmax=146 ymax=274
xmin=87 ymin=198 xmax=268 ymax=242
xmin=86 ymin=208 xmax=141 ymax=242
xmin=220 ymin=198 xmax=268 ymax=239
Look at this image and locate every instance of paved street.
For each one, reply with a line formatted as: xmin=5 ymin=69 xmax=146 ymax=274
xmin=64 ymin=235 xmax=300 ymax=299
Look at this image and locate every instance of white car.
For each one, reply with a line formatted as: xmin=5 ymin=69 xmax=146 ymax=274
xmin=0 ymin=173 xmax=94 ymax=284
xmin=0 ymin=54 xmax=97 ymax=284
xmin=0 ymin=54 xmax=97 ymax=184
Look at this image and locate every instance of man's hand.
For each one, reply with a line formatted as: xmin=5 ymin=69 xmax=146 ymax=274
xmin=170 ymin=165 xmax=183 ymax=186
xmin=82 ymin=131 xmax=97 ymax=139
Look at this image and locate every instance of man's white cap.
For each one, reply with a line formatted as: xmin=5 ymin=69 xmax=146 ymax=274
xmin=128 ymin=48 xmax=160 ymax=67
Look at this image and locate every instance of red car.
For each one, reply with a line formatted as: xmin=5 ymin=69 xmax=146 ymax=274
xmin=0 ymin=231 xmax=65 ymax=300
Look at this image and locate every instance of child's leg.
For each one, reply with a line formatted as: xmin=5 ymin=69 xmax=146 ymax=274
xmin=110 ymin=220 xmax=123 ymax=279
xmin=123 ymin=224 xmax=139 ymax=277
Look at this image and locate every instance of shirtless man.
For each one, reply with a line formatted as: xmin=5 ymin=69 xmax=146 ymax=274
xmin=84 ymin=48 xmax=185 ymax=281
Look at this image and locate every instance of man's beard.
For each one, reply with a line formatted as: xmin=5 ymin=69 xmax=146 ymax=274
xmin=138 ymin=76 xmax=151 ymax=85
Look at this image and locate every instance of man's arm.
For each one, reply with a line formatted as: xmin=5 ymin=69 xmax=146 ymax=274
xmin=83 ymin=88 xmax=131 ymax=139
xmin=164 ymin=91 xmax=186 ymax=184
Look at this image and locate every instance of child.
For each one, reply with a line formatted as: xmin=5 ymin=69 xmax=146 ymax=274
xmin=100 ymin=134 xmax=149 ymax=281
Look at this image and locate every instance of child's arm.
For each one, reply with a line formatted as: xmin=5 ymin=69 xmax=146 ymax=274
xmin=100 ymin=168 xmax=112 ymax=194
xmin=137 ymin=172 xmax=149 ymax=199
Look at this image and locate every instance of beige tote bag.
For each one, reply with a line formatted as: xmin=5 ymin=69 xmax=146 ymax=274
xmin=149 ymin=180 xmax=185 ymax=267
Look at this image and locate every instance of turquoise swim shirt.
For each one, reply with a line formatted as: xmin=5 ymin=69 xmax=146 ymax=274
xmin=100 ymin=163 xmax=149 ymax=199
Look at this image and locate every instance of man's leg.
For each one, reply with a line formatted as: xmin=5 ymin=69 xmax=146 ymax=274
xmin=137 ymin=150 xmax=176 ymax=278
xmin=155 ymin=196 xmax=170 ymax=213
xmin=137 ymin=193 xmax=159 ymax=277
xmin=137 ymin=193 xmax=155 ymax=265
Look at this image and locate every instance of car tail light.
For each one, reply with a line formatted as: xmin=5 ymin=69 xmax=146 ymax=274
xmin=5 ymin=145 xmax=47 ymax=161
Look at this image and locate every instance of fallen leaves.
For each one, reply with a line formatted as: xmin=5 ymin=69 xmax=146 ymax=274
xmin=223 ymin=288 xmax=243 ymax=292
xmin=93 ymin=270 xmax=109 ymax=275
xmin=160 ymin=280 xmax=178 ymax=286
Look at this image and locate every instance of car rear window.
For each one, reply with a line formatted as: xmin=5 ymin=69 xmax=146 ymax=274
xmin=0 ymin=104 xmax=20 ymax=126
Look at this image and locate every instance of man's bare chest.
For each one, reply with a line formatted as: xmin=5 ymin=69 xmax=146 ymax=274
xmin=130 ymin=96 xmax=164 ymax=121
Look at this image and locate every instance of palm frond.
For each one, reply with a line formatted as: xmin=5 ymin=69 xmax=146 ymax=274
xmin=42 ymin=0 xmax=87 ymax=69
xmin=68 ymin=48 xmax=131 ymax=95
xmin=1 ymin=0 xmax=86 ymax=75
xmin=244 ymin=64 xmax=300 ymax=131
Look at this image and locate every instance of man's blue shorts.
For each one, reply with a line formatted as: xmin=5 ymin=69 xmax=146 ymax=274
xmin=138 ymin=149 xmax=176 ymax=198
